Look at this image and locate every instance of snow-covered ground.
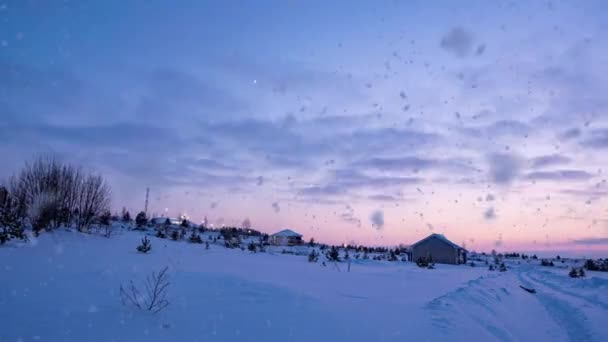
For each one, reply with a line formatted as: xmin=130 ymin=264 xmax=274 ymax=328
xmin=1 ymin=228 xmax=607 ymax=342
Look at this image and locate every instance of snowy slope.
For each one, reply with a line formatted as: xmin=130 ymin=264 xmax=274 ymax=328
xmin=1 ymin=228 xmax=607 ymax=342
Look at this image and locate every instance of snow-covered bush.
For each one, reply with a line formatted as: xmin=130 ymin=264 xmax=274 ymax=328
xmin=120 ymin=266 xmax=170 ymax=314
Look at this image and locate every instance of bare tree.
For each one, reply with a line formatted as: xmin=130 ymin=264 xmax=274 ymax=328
xmin=120 ymin=266 xmax=170 ymax=313
xmin=7 ymin=156 xmax=111 ymax=232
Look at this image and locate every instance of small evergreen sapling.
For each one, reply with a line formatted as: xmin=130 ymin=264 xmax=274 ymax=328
xmin=308 ymin=249 xmax=319 ymax=262
xmin=137 ymin=236 xmax=152 ymax=253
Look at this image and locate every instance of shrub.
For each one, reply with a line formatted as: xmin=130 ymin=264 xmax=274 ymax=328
xmin=188 ymin=231 xmax=202 ymax=244
xmin=0 ymin=194 xmax=27 ymax=244
xmin=569 ymin=268 xmax=579 ymax=278
xmin=578 ymin=268 xmax=586 ymax=278
xmin=247 ymin=241 xmax=256 ymax=252
xmin=120 ymin=266 xmax=170 ymax=314
xmin=488 ymin=265 xmax=495 ymax=271
xmin=136 ymin=236 xmax=152 ymax=253
xmin=326 ymin=246 xmax=340 ymax=262
xmin=170 ymin=230 xmax=179 ymax=241
xmin=499 ymin=263 xmax=507 ymax=272
xmin=584 ymin=259 xmax=599 ymax=271
xmin=416 ymin=256 xmax=432 ymax=268
xmin=308 ymin=249 xmax=319 ymax=262
xmin=541 ymin=259 xmax=554 ymax=267
xmin=156 ymin=230 xmax=166 ymax=239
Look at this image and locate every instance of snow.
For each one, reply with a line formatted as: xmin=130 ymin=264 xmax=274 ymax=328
xmin=1 ymin=227 xmax=607 ymax=341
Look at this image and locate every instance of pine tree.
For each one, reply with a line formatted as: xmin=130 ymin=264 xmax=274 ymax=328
xmin=136 ymin=237 xmax=152 ymax=253
xmin=308 ymin=249 xmax=319 ymax=262
xmin=578 ymin=268 xmax=586 ymax=278
xmin=0 ymin=195 xmax=26 ymax=244
xmin=135 ymin=211 xmax=147 ymax=228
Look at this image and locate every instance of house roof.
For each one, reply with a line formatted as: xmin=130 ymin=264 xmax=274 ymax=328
xmin=271 ymin=229 xmax=302 ymax=238
xmin=410 ymin=233 xmax=466 ymax=251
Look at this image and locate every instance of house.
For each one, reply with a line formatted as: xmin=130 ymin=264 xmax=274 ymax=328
xmin=410 ymin=233 xmax=467 ymax=265
xmin=269 ymin=229 xmax=303 ymax=246
xmin=150 ymin=217 xmax=183 ymax=226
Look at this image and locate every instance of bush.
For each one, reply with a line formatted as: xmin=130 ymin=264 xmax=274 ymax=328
xmin=569 ymin=267 xmax=579 ymax=278
xmin=584 ymin=259 xmax=599 ymax=271
xmin=578 ymin=268 xmax=586 ymax=278
xmin=136 ymin=236 xmax=152 ymax=253
xmin=120 ymin=266 xmax=170 ymax=314
xmin=188 ymin=231 xmax=202 ymax=243
xmin=541 ymin=259 xmax=554 ymax=267
xmin=326 ymin=246 xmax=340 ymax=262
xmin=7 ymin=156 xmax=111 ymax=232
xmin=416 ymin=256 xmax=432 ymax=268
xmin=308 ymin=249 xmax=319 ymax=262
xmin=247 ymin=241 xmax=256 ymax=252
xmin=170 ymin=230 xmax=179 ymax=241
xmin=499 ymin=263 xmax=507 ymax=272
xmin=488 ymin=265 xmax=495 ymax=271
xmin=0 ymin=194 xmax=27 ymax=244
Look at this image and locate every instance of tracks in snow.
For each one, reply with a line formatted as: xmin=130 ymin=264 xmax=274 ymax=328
xmin=517 ymin=267 xmax=599 ymax=342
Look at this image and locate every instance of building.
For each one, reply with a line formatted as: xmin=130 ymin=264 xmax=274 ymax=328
xmin=269 ymin=229 xmax=303 ymax=246
xmin=410 ymin=233 xmax=467 ymax=265
xmin=150 ymin=217 xmax=183 ymax=226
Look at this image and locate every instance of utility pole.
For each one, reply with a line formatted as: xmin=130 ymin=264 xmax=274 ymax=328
xmin=144 ymin=187 xmax=149 ymax=216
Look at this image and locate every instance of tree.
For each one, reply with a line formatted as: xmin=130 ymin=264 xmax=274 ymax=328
xmin=569 ymin=268 xmax=579 ymax=278
xmin=181 ymin=219 xmax=189 ymax=228
xmin=0 ymin=192 xmax=26 ymax=244
xmin=122 ymin=208 xmax=132 ymax=222
xmin=99 ymin=210 xmax=112 ymax=226
xmin=308 ymin=249 xmax=319 ymax=262
xmin=247 ymin=241 xmax=256 ymax=252
xmin=578 ymin=268 xmax=586 ymax=278
xmin=584 ymin=259 xmax=599 ymax=271
xmin=136 ymin=237 xmax=151 ymax=253
xmin=135 ymin=212 xmax=148 ymax=228
xmin=327 ymin=246 xmax=340 ymax=262
xmin=308 ymin=238 xmax=315 ymax=247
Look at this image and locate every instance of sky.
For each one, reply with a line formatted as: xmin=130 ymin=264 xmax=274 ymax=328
xmin=1 ymin=0 xmax=607 ymax=256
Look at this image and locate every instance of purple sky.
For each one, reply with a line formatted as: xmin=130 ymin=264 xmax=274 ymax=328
xmin=1 ymin=1 xmax=607 ymax=255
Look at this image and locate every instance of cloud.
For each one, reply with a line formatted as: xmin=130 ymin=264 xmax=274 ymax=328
xmin=256 ymin=176 xmax=264 ymax=186
xmin=558 ymin=128 xmax=581 ymax=140
xmin=341 ymin=205 xmax=362 ymax=227
xmin=525 ymin=170 xmax=593 ymax=181
xmin=582 ymin=129 xmax=608 ymax=149
xmin=271 ymin=202 xmax=281 ymax=213
xmin=484 ymin=207 xmax=496 ymax=220
xmin=487 ymin=153 xmax=521 ymax=185
xmin=370 ymin=210 xmax=384 ymax=230
xmin=571 ymin=237 xmax=608 ymax=245
xmin=529 ymin=154 xmax=572 ymax=169
xmin=440 ymin=27 xmax=474 ymax=57
xmin=368 ymin=194 xmax=403 ymax=202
